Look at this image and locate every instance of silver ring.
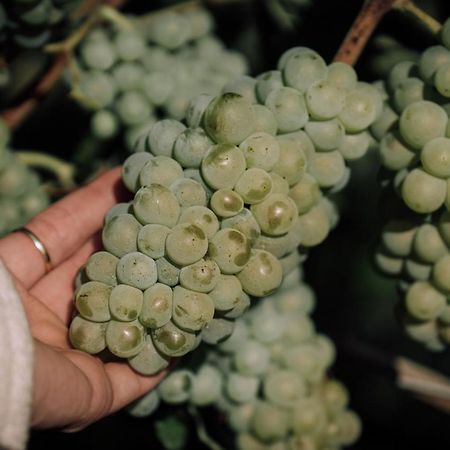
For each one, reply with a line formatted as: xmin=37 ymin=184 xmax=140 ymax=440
xmin=16 ymin=227 xmax=52 ymax=273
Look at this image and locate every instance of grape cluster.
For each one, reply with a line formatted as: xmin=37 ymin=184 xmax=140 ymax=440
xmin=69 ymin=45 xmax=382 ymax=374
xmin=371 ymin=17 xmax=450 ymax=350
xmin=128 ymin=270 xmax=361 ymax=450
xmin=73 ymin=8 xmax=248 ymax=150
xmin=0 ymin=120 xmax=49 ymax=236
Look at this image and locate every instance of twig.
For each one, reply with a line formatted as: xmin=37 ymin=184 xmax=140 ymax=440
xmin=187 ymin=405 xmax=224 ymax=450
xmin=393 ymin=0 xmax=442 ymax=35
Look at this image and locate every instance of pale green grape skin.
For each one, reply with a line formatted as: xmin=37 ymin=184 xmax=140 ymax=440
xmin=170 ymin=178 xmax=207 ymax=208
xmin=133 ymin=184 xmax=180 ymax=227
xmin=405 ymin=281 xmax=446 ymax=320
xmin=304 ymin=119 xmax=344 ymax=152
xmin=106 ymin=320 xmax=145 ymax=358
xmin=221 ymin=208 xmax=262 ymax=244
xmin=239 ymin=132 xmax=280 ymax=172
xmin=291 ymin=397 xmax=327 ymax=435
xmin=222 ymin=75 xmax=257 ymax=104
xmin=374 ymin=249 xmax=403 ymax=275
xmin=201 ymin=143 xmax=247 ymax=190
xmin=326 ymin=62 xmax=357 ymax=91
xmin=263 ymin=369 xmax=307 ymax=408
xmin=155 ymin=257 xmax=179 ymax=287
xmin=249 ymin=308 xmax=286 ymax=343
xmin=140 ymin=283 xmax=173 ymax=329
xmin=378 ymin=131 xmax=416 ymax=171
xmin=185 ymin=93 xmax=214 ymax=129
xmin=421 ymin=137 xmax=450 ymax=178
xmin=122 ymin=152 xmax=153 ymax=193
xmin=151 ymin=320 xmax=197 ymax=357
xmin=172 ymin=286 xmax=214 ymax=331
xmin=432 ymin=254 xmax=450 ymax=293
xmin=165 ymin=223 xmax=208 ymax=266
xmin=173 ymin=127 xmax=213 ymax=169
xmin=441 ymin=17 xmax=450 ymax=50
xmin=387 ymin=61 xmax=418 ymax=92
xmin=297 ymin=202 xmax=331 ymax=247
xmin=116 ymin=252 xmax=157 ymax=290
xmin=69 ymin=316 xmax=107 ymax=354
xmin=105 ymin=203 xmax=132 ymax=224
xmin=178 ymin=205 xmax=220 ymax=239
xmin=90 ymin=109 xmax=119 ymax=140
xmin=112 ymin=62 xmax=144 ymax=91
xmin=393 ymin=77 xmax=424 ymax=113
xmin=404 ymin=258 xmax=431 ymax=281
xmin=115 ymin=90 xmax=152 ymax=126
xmin=252 ymin=104 xmax=278 ymax=136
xmin=201 ymin=317 xmax=235 ymax=344
xmin=370 ymin=104 xmax=398 ymax=142
xmin=141 ymin=71 xmax=174 ymax=106
xmin=137 ymin=224 xmax=170 ymax=259
xmin=234 ymin=168 xmax=273 ymax=204
xmin=128 ymin=334 xmax=170 ymax=376
xmin=75 ymin=281 xmax=112 ymax=322
xmin=315 ymin=334 xmax=337 ymax=369
xmin=85 ymin=251 xmax=118 ymax=286
xmin=255 ymin=70 xmax=284 ymax=103
xmin=269 ymin=172 xmax=290 ymax=195
xmin=210 ymin=188 xmax=244 ymax=218
xmin=272 ymin=137 xmax=308 ymax=186
xmin=265 ymin=86 xmax=309 ymax=133
xmin=337 ymin=131 xmax=371 ymax=161
xmin=226 ymin=373 xmax=260 ymax=403
xmin=158 ymin=370 xmax=193 ymax=404
xmin=401 ymin=168 xmax=447 ymax=213
xmin=221 ymin=291 xmax=251 ymax=319
xmin=305 ymin=79 xmax=345 ymax=120
xmin=114 ymin=29 xmax=146 ymax=61
xmin=228 ymin=403 xmax=255 ymax=433
xmin=139 ymin=156 xmax=183 ymax=188
xmin=78 ymin=71 xmax=117 ymax=109
xmin=277 ymin=46 xmax=309 ymax=70
xmin=250 ymin=401 xmax=290 ymax=443
xmin=127 ymin=389 xmax=160 ymax=418
xmin=282 ymin=314 xmax=315 ymax=345
xmin=109 ymin=284 xmax=143 ymax=322
xmin=209 ymin=228 xmax=251 ymax=274
xmin=399 ymin=101 xmax=448 ymax=150
xmin=203 ymin=93 xmax=256 ymax=145
xmin=381 ymin=220 xmax=417 ymax=257
xmin=333 ymin=411 xmax=362 ymax=446
xmin=234 ymin=339 xmax=270 ymax=376
xmin=237 ymin=249 xmax=283 ymax=297
xmin=209 ymin=274 xmax=243 ymax=311
xmin=190 ymin=365 xmax=223 ymax=406
xmin=323 ymin=379 xmax=349 ymax=414
xmin=148 ymin=119 xmax=186 ymax=157
xmin=413 ymin=224 xmax=448 ymax=263
xmin=438 ymin=210 xmax=450 ymax=246
xmin=307 ymin=150 xmax=346 ymax=188
xmin=418 ymin=45 xmax=450 ymax=84
xmin=179 ymin=258 xmax=220 ymax=293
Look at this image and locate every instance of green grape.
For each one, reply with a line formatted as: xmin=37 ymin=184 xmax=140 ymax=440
xmin=322 ymin=379 xmax=349 ymax=414
xmin=158 ymin=369 xmax=193 ymax=404
xmin=221 ymin=208 xmax=261 ymax=244
xmin=248 ymin=308 xmax=285 ymax=343
xmin=304 ymin=119 xmax=344 ymax=151
xmin=147 ymin=11 xmax=190 ymax=49
xmin=104 ymin=203 xmax=132 ymax=224
xmin=255 ymin=70 xmax=283 ymax=103
xmin=190 ymin=365 xmax=223 ymax=406
xmin=222 ymin=75 xmax=257 ymax=104
xmin=393 ymin=77 xmax=424 ymax=112
xmin=140 ymin=283 xmax=173 ymax=329
xmin=265 ymin=86 xmax=309 ymax=133
xmin=109 ymin=284 xmax=143 ymax=322
xmin=127 ymin=121 xmax=157 ymax=151
xmin=387 ymin=60 xmax=418 ymax=92
xmin=141 ymin=71 xmax=174 ymax=106
xmin=75 ymin=281 xmax=112 ymax=322
xmin=326 ymin=62 xmax=357 ymax=91
xmin=165 ymin=223 xmax=208 ymax=266
xmin=183 ymin=169 xmax=213 ymax=201
xmin=90 ymin=109 xmax=119 ymax=140
xmin=271 ymin=137 xmax=308 ymax=186
xmin=332 ymin=411 xmax=362 ymax=446
xmin=85 ymin=251 xmax=118 ymax=286
xmin=172 ymin=286 xmax=214 ymax=331
xmin=297 ymin=202 xmax=331 ymax=247
xmin=208 ymin=274 xmax=243 ymax=311
xmin=421 ymin=137 xmax=450 ymax=178
xmin=203 ymin=93 xmax=256 ymax=144
xmin=151 ymin=320 xmax=197 ymax=357
xmin=185 ymin=8 xmax=213 ymax=39
xmin=202 ymin=317 xmax=236 ymax=343
xmin=418 ymin=45 xmax=450 ymax=83
xmin=115 ymin=90 xmax=152 ymax=126
xmin=210 ymin=188 xmax=244 ymax=218
xmin=378 ymin=131 xmax=416 ymax=171
xmin=289 ymin=174 xmax=321 ymax=214
xmin=173 ymin=127 xmax=213 ymax=169
xmin=69 ymin=316 xmax=107 ymax=354
xmin=405 ymin=281 xmax=446 ymax=320
xmin=237 ymin=249 xmax=283 ymax=297
xmin=185 ymin=93 xmax=214 ymax=128
xmin=252 ymin=104 xmax=278 ymax=136
xmin=139 ymin=156 xmax=183 ymax=189
xmin=307 ymin=150 xmax=346 ymax=188
xmin=106 ymin=319 xmax=145 ymax=358
xmin=337 ymin=131 xmax=370 ymax=161
xmin=282 ymin=47 xmax=327 ymax=93
xmin=370 ymin=104 xmax=398 ymax=141
xmin=133 ymin=184 xmax=180 ymax=227
xmin=413 ymin=224 xmax=448 ymax=263
xmin=250 ymin=401 xmax=289 ymax=443
xmin=226 ymin=372 xmax=259 ymax=403
xmin=148 ymin=119 xmax=186 ymax=157
xmin=137 ymin=224 xmax=170 ymax=259
xmin=122 ymin=152 xmax=153 ymax=193
xmin=209 ymin=228 xmax=251 ymax=274
xmin=269 ymin=172 xmax=289 ymax=195
xmin=435 ymin=62 xmax=450 ymax=97
xmin=221 ymin=291 xmax=251 ymax=319
xmin=441 ymin=17 xmax=450 ymax=50
xmin=291 ymin=397 xmax=327 ymax=435
xmin=374 ymin=248 xmax=403 ymax=275
xmin=228 ymin=403 xmax=255 ymax=433
xmin=201 ymin=143 xmax=247 ymax=190
xmin=81 ymin=38 xmax=116 ymax=71
xmin=399 ymin=101 xmax=447 ymax=150
xmin=432 ymin=254 xmax=450 ymax=293
xmin=404 ymin=257 xmax=431 ymax=281
xmin=263 ymin=369 xmax=307 ymax=408
xmin=114 ymin=29 xmax=146 ymax=61
xmin=127 ymin=389 xmax=160 ymax=417
xmin=282 ymin=314 xmax=315 ymax=344
xmin=438 ymin=210 xmax=450 ymax=246
xmin=170 ymin=178 xmax=207 ymax=208
xmin=380 ymin=220 xmax=417 ymax=257
xmin=218 ymin=319 xmax=249 ymax=353
xmin=314 ymin=335 xmax=336 ymax=369
xmin=0 ymin=160 xmax=30 ymax=197
xmin=116 ymin=252 xmax=157 ymax=290
xmin=239 ymin=132 xmax=280 ymax=172
xmin=78 ymin=70 xmax=117 ymax=109
xmin=178 ymin=205 xmax=220 ymax=239
xmin=179 ymin=258 xmax=220 ymax=293
xmin=234 ymin=339 xmax=270 ymax=376
xmin=305 ymin=79 xmax=345 ymax=120
xmin=401 ymin=168 xmax=446 ymax=213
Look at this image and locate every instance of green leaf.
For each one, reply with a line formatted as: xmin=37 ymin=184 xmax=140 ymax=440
xmin=154 ymin=415 xmax=188 ymax=450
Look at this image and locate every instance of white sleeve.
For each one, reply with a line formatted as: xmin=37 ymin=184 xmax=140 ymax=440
xmin=0 ymin=259 xmax=33 ymax=450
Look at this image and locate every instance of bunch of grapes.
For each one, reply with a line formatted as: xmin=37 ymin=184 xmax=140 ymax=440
xmin=0 ymin=120 xmax=49 ymax=236
xmin=128 ymin=270 xmax=361 ymax=450
xmin=72 ymin=8 xmax=248 ymax=151
xmin=371 ymin=17 xmax=450 ymax=349
xmin=68 ymin=45 xmax=382 ymax=376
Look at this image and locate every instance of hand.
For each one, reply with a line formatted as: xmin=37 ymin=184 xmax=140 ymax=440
xmin=0 ymin=168 xmax=167 ymax=431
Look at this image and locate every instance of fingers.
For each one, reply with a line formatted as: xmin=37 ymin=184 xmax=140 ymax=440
xmin=29 ymin=234 xmax=102 ymax=324
xmin=0 ymin=167 xmax=129 ymax=288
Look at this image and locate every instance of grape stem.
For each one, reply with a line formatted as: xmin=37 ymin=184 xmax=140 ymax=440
xmin=187 ymin=405 xmax=225 ymax=450
xmin=15 ymin=151 xmax=77 ymax=190
xmin=393 ymin=0 xmax=442 ymax=35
